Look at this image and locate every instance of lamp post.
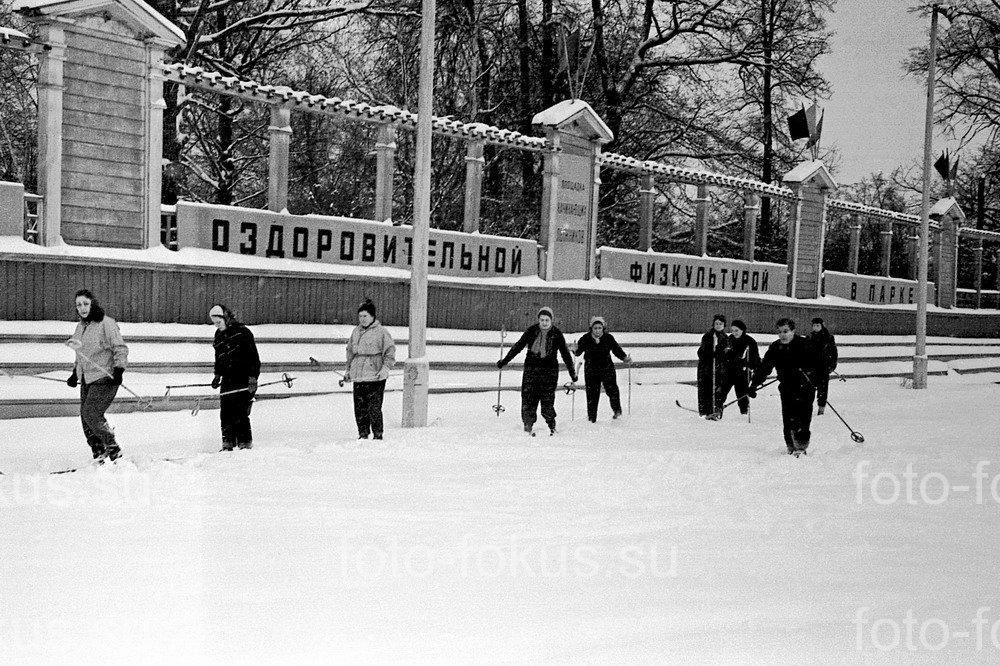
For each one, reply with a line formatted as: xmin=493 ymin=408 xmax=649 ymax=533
xmin=914 ymin=3 xmax=944 ymax=389
xmin=402 ymin=0 xmax=435 ymax=426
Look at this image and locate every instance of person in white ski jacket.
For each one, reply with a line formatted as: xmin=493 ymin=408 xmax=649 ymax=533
xmin=67 ymin=289 xmax=129 ymax=461
xmin=344 ymin=299 xmax=395 ymax=439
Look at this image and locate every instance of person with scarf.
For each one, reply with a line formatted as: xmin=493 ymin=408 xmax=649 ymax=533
xmin=696 ymin=314 xmax=733 ymax=419
xmin=210 ymin=303 xmax=261 ymax=451
xmin=497 ymin=306 xmax=577 ymax=436
xmin=573 ymin=316 xmax=631 ymax=422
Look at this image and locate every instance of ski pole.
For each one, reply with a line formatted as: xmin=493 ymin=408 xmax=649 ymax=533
xmin=493 ymin=327 xmax=506 ymax=416
xmin=309 ymin=357 xmax=350 ymax=386
xmin=724 ymin=377 xmax=779 ymax=411
xmin=627 ymin=360 xmax=632 ymax=416
xmin=798 ymin=369 xmax=864 ymax=443
xmin=192 ymin=374 xmax=295 ymax=415
xmin=65 ymin=339 xmax=153 ymax=409
xmin=0 ymin=368 xmax=66 ymax=383
xmin=832 ymin=369 xmax=847 ymax=382
xmin=163 ymin=382 xmax=215 ymax=399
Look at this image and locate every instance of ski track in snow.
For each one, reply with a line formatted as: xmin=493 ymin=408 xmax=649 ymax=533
xmin=2 ymin=373 xmax=1000 ymax=662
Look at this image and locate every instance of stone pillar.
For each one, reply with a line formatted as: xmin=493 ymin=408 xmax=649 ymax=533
xmin=742 ymin=193 xmax=759 ymax=261
xmin=782 ymin=161 xmax=837 ymax=299
xmin=847 ymin=216 xmax=862 ymax=274
xmin=996 ymin=250 xmax=1000 ymax=310
xmin=693 ymin=184 xmax=709 ymax=255
xmin=931 ymin=229 xmax=941 ymax=300
xmin=141 ymin=39 xmax=170 ymax=247
xmin=879 ymin=220 xmax=893 ymax=277
xmin=268 ymin=106 xmax=291 ymax=213
xmin=462 ymin=138 xmax=484 ymax=233
xmin=906 ymin=229 xmax=919 ymax=279
xmin=973 ymin=239 xmax=984 ymax=309
xmin=638 ymin=173 xmax=655 ymax=251
xmin=0 ymin=181 xmax=25 ymax=237
xmin=34 ymin=22 xmax=65 ymax=246
xmin=373 ymin=123 xmax=396 ymax=223
xmin=931 ymin=199 xmax=965 ymax=309
xmin=532 ymin=100 xmax=613 ymax=280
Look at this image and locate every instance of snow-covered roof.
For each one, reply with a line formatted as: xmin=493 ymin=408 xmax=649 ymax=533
xmin=929 ymin=197 xmax=966 ymax=222
xmin=782 ymin=160 xmax=837 ymax=190
xmin=532 ymin=99 xmax=613 ymax=144
xmin=14 ymin=0 xmax=185 ymax=45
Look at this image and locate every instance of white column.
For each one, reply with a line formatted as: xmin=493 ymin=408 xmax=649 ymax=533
xmin=35 ymin=23 xmax=65 ymax=246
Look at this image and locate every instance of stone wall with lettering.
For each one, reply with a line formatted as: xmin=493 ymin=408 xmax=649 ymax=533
xmin=175 ymin=202 xmax=539 ymax=277
xmin=597 ymin=247 xmax=787 ymax=295
xmin=824 ymin=270 xmax=935 ymax=306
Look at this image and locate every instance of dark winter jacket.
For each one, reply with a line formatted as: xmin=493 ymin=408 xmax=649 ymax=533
xmin=500 ymin=324 xmax=576 ymax=377
xmin=752 ymin=335 xmax=823 ymax=393
xmin=697 ymin=329 xmax=733 ymax=369
xmin=574 ymin=332 xmax=627 ymax=372
xmin=213 ymin=322 xmax=261 ymax=382
xmin=809 ymin=327 xmax=838 ymax=372
xmin=726 ymin=333 xmax=760 ymax=377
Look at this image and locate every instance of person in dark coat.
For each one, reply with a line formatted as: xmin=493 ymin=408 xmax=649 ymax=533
xmin=210 ymin=304 xmax=261 ymax=451
xmin=68 ymin=289 xmax=129 ymax=461
xmin=719 ymin=319 xmax=760 ymax=417
xmin=809 ymin=317 xmax=839 ymax=415
xmin=751 ymin=318 xmax=824 ymax=456
xmin=573 ymin=316 xmax=631 ymax=422
xmin=497 ymin=306 xmax=578 ymax=435
xmin=697 ymin=314 xmax=733 ymax=419
xmin=344 ymin=299 xmax=395 ymax=440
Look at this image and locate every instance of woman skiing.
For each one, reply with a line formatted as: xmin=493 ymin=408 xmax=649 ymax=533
xmin=573 ymin=316 xmax=631 ymax=422
xmin=696 ymin=314 xmax=733 ymax=419
xmin=210 ymin=304 xmax=261 ymax=451
xmin=497 ymin=306 xmax=577 ymax=436
xmin=66 ymin=289 xmax=129 ymax=461
xmin=719 ymin=319 xmax=760 ymax=417
xmin=344 ymin=299 xmax=395 ymax=440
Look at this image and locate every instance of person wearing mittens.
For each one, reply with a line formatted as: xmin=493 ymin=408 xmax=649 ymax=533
xmin=345 ymin=299 xmax=395 ymax=440
xmin=67 ymin=289 xmax=129 ymax=461
xmin=573 ymin=316 xmax=631 ymax=423
xmin=497 ymin=306 xmax=577 ymax=436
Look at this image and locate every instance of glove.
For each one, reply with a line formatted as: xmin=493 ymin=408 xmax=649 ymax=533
xmin=496 ymin=360 xmax=504 ymax=370
xmin=247 ymin=377 xmax=258 ymax=397
xmin=747 ymin=386 xmax=757 ymax=399
xmin=571 ymin=373 xmax=579 ymax=384
xmin=211 ymin=375 xmax=222 ymax=389
xmin=112 ymin=368 xmax=124 ymax=385
xmin=67 ymin=371 xmax=78 ymax=388
xmin=624 ymin=355 xmax=632 ymax=364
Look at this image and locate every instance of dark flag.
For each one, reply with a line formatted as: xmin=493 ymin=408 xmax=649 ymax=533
xmin=788 ymin=106 xmax=809 ymax=141
xmin=934 ymin=150 xmax=950 ymax=181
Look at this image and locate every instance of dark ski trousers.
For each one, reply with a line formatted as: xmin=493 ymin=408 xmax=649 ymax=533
xmin=521 ymin=366 xmax=558 ymax=430
xmin=80 ymin=379 xmax=119 ymax=457
xmin=697 ymin=362 xmax=725 ymax=416
xmin=353 ymin=379 xmax=387 ymax=438
xmin=220 ymin=382 xmax=254 ymax=449
xmin=780 ymin=386 xmax=815 ymax=452
xmin=719 ymin=369 xmax=752 ymax=415
xmin=815 ymin=373 xmax=831 ymax=408
xmin=585 ymin=365 xmax=621 ymax=422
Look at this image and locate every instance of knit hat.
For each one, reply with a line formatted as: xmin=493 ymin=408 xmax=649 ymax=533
xmin=209 ymin=305 xmax=226 ymax=318
xmin=537 ymin=306 xmax=553 ymax=319
xmin=589 ymin=316 xmax=606 ymax=329
xmin=713 ymin=313 xmax=727 ymax=325
xmin=731 ymin=319 xmax=747 ymax=332
xmin=358 ymin=299 xmax=376 ymax=317
xmin=811 ymin=317 xmax=824 ymax=325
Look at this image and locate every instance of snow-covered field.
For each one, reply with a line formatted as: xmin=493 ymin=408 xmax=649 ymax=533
xmin=3 ymin=365 xmax=1000 ymax=664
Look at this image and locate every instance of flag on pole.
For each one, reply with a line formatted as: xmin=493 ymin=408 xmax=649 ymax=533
xmin=934 ymin=150 xmax=950 ymax=181
xmin=787 ymin=105 xmax=809 ymax=141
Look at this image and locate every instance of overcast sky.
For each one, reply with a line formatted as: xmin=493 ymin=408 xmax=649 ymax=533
xmin=817 ymin=1 xmax=930 ymax=185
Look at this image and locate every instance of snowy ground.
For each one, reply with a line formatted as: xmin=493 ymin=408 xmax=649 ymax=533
xmin=3 ymin=366 xmax=1000 ymax=663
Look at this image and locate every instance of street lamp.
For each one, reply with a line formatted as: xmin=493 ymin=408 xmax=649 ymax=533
xmin=913 ymin=3 xmax=947 ymax=389
xmin=402 ymin=0 xmax=435 ymax=426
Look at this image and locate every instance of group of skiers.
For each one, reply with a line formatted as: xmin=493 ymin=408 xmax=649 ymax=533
xmin=63 ymin=291 xmax=838 ymax=460
xmin=696 ymin=313 xmax=839 ymax=456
